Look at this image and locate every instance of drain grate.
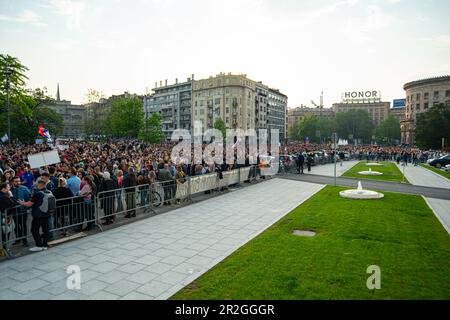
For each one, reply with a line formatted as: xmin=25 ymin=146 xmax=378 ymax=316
xmin=292 ymin=230 xmax=316 ymax=237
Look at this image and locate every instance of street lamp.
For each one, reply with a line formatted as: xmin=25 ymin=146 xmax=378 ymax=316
xmin=5 ymin=61 xmax=11 ymax=146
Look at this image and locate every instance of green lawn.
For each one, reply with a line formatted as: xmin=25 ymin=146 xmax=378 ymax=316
xmin=342 ymin=161 xmax=408 ymax=183
xmin=172 ymin=186 xmax=450 ymax=300
xmin=420 ymin=163 xmax=450 ymax=180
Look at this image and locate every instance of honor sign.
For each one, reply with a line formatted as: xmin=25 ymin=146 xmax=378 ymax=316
xmin=342 ymin=90 xmax=381 ymax=103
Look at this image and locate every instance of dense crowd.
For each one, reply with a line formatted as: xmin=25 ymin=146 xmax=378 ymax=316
xmin=0 ymin=139 xmax=443 ymax=252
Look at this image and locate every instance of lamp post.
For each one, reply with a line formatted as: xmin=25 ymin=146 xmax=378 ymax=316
xmin=5 ymin=61 xmax=11 ymax=146
xmin=333 ymin=132 xmax=337 ymax=186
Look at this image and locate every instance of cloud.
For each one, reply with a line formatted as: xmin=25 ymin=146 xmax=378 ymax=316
xmin=423 ymin=34 xmax=450 ymax=46
xmin=0 ymin=10 xmax=47 ymax=27
xmin=45 ymin=0 xmax=87 ymax=30
xmin=344 ymin=5 xmax=394 ymax=42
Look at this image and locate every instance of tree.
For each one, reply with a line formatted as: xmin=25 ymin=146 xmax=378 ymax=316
xmin=213 ymin=118 xmax=226 ymax=141
xmin=288 ymin=114 xmax=337 ymax=143
xmin=110 ymin=97 xmax=144 ymax=138
xmin=139 ymin=112 xmax=164 ymax=143
xmin=0 ymin=54 xmax=28 ymax=97
xmin=375 ymin=115 xmax=400 ymax=145
xmin=336 ymin=110 xmax=374 ymax=143
xmin=415 ymin=103 xmax=450 ymax=149
xmin=0 ymin=55 xmax=63 ymax=143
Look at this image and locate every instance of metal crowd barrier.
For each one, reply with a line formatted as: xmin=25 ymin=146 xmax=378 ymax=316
xmin=0 ymin=165 xmax=259 ymax=259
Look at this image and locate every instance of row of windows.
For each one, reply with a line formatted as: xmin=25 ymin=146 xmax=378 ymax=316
xmin=195 ymin=78 xmax=253 ymax=90
xmin=407 ymin=90 xmax=450 ymax=102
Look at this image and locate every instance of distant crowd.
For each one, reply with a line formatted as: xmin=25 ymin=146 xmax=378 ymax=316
xmin=0 ymin=139 xmax=443 ymax=252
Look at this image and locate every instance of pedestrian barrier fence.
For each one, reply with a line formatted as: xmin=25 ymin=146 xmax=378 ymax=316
xmin=0 ymin=165 xmax=259 ymax=258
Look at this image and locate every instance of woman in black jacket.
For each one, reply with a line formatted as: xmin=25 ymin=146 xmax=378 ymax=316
xmin=53 ymin=178 xmax=74 ymax=236
xmin=0 ymin=182 xmax=17 ymax=243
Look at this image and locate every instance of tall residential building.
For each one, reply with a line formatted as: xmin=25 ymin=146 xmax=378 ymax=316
xmin=143 ymin=77 xmax=193 ymax=139
xmin=192 ymin=73 xmax=256 ymax=133
xmin=255 ymin=82 xmax=269 ymax=131
xmin=401 ymin=75 xmax=450 ymax=145
xmin=47 ymin=84 xmax=85 ymax=138
xmin=267 ymin=88 xmax=288 ymax=142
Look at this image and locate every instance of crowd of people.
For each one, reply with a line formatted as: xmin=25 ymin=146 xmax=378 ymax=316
xmin=0 ymin=138 xmax=443 ymax=252
xmin=0 ymin=139 xmax=270 ymax=252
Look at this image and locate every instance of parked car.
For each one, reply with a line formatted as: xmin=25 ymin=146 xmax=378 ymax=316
xmin=429 ymin=154 xmax=450 ymax=168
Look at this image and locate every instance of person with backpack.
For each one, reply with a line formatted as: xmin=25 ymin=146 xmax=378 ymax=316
xmin=18 ymin=179 xmax=55 ymax=252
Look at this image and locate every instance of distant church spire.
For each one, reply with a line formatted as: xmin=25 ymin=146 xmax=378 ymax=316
xmin=56 ymin=83 xmax=60 ymax=101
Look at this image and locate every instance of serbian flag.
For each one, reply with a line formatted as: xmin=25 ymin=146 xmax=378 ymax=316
xmin=38 ymin=125 xmax=52 ymax=143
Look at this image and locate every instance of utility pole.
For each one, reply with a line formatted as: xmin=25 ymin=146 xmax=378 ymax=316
xmin=333 ymin=132 xmax=337 ymax=186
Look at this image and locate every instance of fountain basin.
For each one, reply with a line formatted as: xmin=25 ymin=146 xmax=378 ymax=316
xmin=339 ymin=181 xmax=384 ymax=200
xmin=358 ymin=168 xmax=383 ymax=175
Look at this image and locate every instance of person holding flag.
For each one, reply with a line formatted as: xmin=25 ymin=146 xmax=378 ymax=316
xmin=38 ymin=125 xmax=53 ymax=144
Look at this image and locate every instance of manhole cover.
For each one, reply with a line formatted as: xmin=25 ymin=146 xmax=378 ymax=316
xmin=292 ymin=230 xmax=316 ymax=237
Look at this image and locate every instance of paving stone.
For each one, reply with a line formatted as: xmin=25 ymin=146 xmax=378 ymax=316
xmin=145 ymin=262 xmax=174 ymax=275
xmin=87 ymin=290 xmax=120 ymax=300
xmin=88 ymin=261 xmax=119 ymax=273
xmin=11 ymin=278 xmax=50 ymax=294
xmin=79 ymin=279 xmax=110 ymax=296
xmin=96 ymin=270 xmax=130 ymax=284
xmin=103 ymin=279 xmax=141 ymax=297
xmin=137 ymin=280 xmax=172 ymax=297
xmin=120 ymin=291 xmax=154 ymax=300
xmin=116 ymin=262 xmax=147 ymax=274
xmin=157 ymin=271 xmax=189 ymax=286
xmin=127 ymin=270 xmax=159 ymax=285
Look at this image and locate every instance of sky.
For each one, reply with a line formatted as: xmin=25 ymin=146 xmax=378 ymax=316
xmin=1 ymin=0 xmax=450 ymax=107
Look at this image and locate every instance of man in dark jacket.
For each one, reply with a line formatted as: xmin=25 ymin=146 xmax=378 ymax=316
xmin=18 ymin=179 xmax=52 ymax=252
xmin=158 ymin=163 xmax=174 ymax=205
xmin=297 ymin=153 xmax=305 ymax=174
xmin=306 ymin=153 xmax=314 ymax=172
xmin=99 ymin=172 xmax=117 ymax=225
xmin=122 ymin=168 xmax=137 ymax=218
xmin=11 ymin=176 xmax=31 ymax=245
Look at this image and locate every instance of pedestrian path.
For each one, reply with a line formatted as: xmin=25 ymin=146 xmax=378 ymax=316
xmin=394 ymin=163 xmax=450 ymax=235
xmin=0 ymin=178 xmax=325 ymax=300
xmin=307 ymin=160 xmax=358 ymax=177
xmin=394 ymin=163 xmax=450 ymax=189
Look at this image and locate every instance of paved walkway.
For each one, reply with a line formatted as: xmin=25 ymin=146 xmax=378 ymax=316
xmin=394 ymin=163 xmax=450 ymax=235
xmin=395 ymin=163 xmax=450 ymax=189
xmin=0 ymin=178 xmax=324 ymax=300
xmin=307 ymin=160 xmax=358 ymax=177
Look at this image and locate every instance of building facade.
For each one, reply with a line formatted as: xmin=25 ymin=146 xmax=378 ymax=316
xmin=47 ymin=84 xmax=85 ymax=138
xmin=255 ymin=82 xmax=269 ymax=131
xmin=401 ymin=76 xmax=450 ymax=145
xmin=143 ymin=78 xmax=193 ymax=139
xmin=267 ymin=88 xmax=288 ymax=142
xmin=287 ymin=105 xmax=335 ymax=133
xmin=389 ymin=106 xmax=406 ymax=123
xmin=332 ymin=101 xmax=390 ymax=125
xmin=192 ymin=73 xmax=256 ymax=133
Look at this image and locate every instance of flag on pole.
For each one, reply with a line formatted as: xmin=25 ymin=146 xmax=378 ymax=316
xmin=38 ymin=125 xmax=53 ymax=143
xmin=1 ymin=134 xmax=8 ymax=143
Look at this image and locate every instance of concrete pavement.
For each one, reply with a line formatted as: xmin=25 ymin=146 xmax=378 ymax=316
xmin=394 ymin=163 xmax=450 ymax=235
xmin=395 ymin=163 xmax=450 ymax=189
xmin=0 ymin=178 xmax=325 ymax=300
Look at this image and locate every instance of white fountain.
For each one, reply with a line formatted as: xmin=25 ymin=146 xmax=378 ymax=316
xmin=339 ymin=181 xmax=384 ymax=200
xmin=366 ymin=162 xmax=383 ymax=166
xmin=358 ymin=167 xmax=383 ymax=176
